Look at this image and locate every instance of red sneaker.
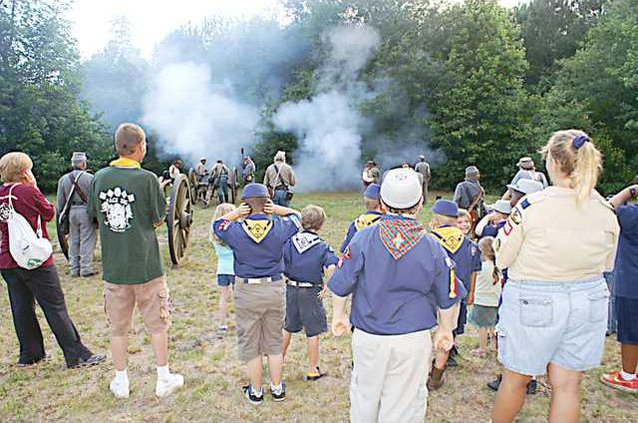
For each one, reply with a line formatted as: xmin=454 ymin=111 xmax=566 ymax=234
xmin=600 ymin=371 xmax=638 ymax=394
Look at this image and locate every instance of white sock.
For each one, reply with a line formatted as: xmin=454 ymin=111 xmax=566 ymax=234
xmin=157 ymin=365 xmax=171 ymax=380
xmin=270 ymin=382 xmax=283 ymax=391
xmin=114 ymin=369 xmax=128 ymax=383
xmin=620 ymin=370 xmax=636 ymax=381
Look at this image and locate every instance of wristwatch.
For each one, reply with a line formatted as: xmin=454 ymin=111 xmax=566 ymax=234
xmin=630 ymin=187 xmax=637 ymax=198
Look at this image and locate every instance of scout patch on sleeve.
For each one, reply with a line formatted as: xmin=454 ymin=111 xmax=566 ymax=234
xmin=354 ymin=213 xmax=382 ymax=232
xmin=242 ymin=219 xmax=273 ymax=243
xmin=338 ymin=247 xmax=351 ymax=268
xmin=509 ymin=207 xmax=523 ymax=225
xmin=218 ymin=220 xmax=232 ymax=232
xmin=503 ymin=221 xmax=514 ymax=236
xmin=292 ymin=232 xmax=322 ymax=254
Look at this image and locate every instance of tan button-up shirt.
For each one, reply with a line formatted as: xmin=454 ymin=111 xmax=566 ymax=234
xmin=495 ymin=186 xmax=619 ymax=282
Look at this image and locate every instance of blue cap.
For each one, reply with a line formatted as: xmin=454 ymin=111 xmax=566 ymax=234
xmin=363 ymin=183 xmax=380 ymax=200
xmin=432 ymin=199 xmax=459 ymax=218
xmin=241 ymin=183 xmax=269 ymax=200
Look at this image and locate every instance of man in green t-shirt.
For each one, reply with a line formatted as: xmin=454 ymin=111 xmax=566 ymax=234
xmin=88 ymin=123 xmax=184 ymax=399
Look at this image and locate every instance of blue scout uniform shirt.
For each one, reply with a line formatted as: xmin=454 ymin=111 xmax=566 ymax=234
xmin=329 ymin=215 xmax=463 ymax=336
xmin=480 ymin=220 xmax=506 ymax=239
xmin=340 ymin=210 xmax=383 ymax=253
xmin=213 ymin=214 xmax=300 ymax=279
xmin=614 ymin=204 xmax=638 ymax=299
xmin=430 ymin=226 xmax=481 ymax=296
xmin=283 ymin=230 xmax=339 ymax=285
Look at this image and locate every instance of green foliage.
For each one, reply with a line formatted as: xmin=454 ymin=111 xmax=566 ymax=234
xmin=540 ymin=0 xmax=638 ymax=194
xmin=0 ymin=0 xmax=111 ymax=192
xmin=426 ymin=0 xmax=540 ymax=189
xmin=1 ymin=0 xmax=635 ymax=195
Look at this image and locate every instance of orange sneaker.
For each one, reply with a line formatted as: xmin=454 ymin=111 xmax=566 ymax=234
xmin=600 ymin=371 xmax=638 ymax=394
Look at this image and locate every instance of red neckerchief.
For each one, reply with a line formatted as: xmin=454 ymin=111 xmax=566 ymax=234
xmin=378 ymin=215 xmax=427 ymax=260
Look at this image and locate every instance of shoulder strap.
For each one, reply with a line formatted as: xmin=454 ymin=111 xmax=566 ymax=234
xmin=273 ymin=164 xmax=287 ymax=189
xmin=67 ymin=171 xmax=87 ymax=204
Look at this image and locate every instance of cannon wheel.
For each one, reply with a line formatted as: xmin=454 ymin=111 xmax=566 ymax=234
xmin=167 ymin=174 xmax=193 ymax=267
xmin=56 ymin=216 xmax=70 ymax=260
xmin=230 ymin=167 xmax=238 ymax=204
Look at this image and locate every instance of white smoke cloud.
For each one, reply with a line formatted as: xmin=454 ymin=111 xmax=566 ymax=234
xmin=142 ymin=62 xmax=259 ymax=164
xmin=273 ymin=25 xmax=382 ymax=191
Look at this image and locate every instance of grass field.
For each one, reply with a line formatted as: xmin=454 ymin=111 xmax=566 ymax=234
xmin=0 ymin=191 xmax=635 ymax=422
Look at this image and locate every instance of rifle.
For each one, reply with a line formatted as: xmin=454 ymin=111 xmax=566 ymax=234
xmin=468 ymin=185 xmax=485 ymax=230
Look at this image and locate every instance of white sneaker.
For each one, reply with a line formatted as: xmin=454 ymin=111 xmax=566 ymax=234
xmin=110 ymin=377 xmax=130 ymax=399
xmin=155 ymin=373 xmax=184 ymax=398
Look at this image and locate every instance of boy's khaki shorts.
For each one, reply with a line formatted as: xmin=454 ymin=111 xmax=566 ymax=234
xmin=234 ymin=279 xmax=285 ymax=362
xmin=103 ymin=276 xmax=171 ymax=337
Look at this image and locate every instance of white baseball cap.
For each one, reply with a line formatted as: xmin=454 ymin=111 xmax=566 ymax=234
xmin=508 ymin=179 xmax=544 ymax=195
xmin=380 ymin=168 xmax=423 ymax=209
xmin=489 ymin=200 xmax=512 ymax=215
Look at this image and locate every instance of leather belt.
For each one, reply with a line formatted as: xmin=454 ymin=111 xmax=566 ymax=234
xmin=286 ymin=278 xmax=318 ymax=288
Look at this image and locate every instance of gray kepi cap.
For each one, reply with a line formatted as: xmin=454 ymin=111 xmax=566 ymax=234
xmin=71 ymin=152 xmax=87 ymax=166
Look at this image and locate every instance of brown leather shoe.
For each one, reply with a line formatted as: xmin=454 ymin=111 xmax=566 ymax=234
xmin=427 ymin=365 xmax=446 ymax=391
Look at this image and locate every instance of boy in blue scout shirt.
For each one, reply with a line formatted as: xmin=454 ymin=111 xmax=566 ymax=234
xmin=281 ymin=205 xmax=338 ymax=382
xmin=340 ymin=183 xmax=383 ymax=253
xmin=428 ymin=199 xmax=481 ymax=389
xmin=329 ymin=168 xmax=462 ymax=423
xmin=601 ymin=184 xmax=638 ymax=393
xmin=213 ymin=183 xmax=301 ymax=405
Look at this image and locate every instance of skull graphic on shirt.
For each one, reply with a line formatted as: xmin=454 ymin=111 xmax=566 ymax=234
xmin=99 ymin=187 xmax=135 ymax=233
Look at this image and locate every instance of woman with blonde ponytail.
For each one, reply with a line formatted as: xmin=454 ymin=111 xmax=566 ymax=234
xmin=491 ymin=130 xmax=620 ymax=423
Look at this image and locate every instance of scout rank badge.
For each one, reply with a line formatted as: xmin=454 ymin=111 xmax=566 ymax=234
xmin=354 ymin=212 xmax=382 ymax=232
xmin=242 ymin=218 xmax=273 ymax=243
xmin=379 ymin=218 xmax=427 ymax=260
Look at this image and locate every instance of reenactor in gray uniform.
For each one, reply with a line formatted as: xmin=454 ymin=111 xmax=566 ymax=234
xmin=56 ymin=152 xmax=97 ymax=277
xmin=414 ymin=155 xmax=432 ymax=204
xmin=453 ymin=166 xmax=486 ymax=224
xmin=211 ymin=159 xmax=231 ymax=204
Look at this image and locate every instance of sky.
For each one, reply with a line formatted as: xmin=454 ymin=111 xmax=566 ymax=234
xmin=68 ymin=0 xmax=528 ymax=59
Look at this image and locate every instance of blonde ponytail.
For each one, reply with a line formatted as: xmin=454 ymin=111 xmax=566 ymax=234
xmin=572 ymin=140 xmax=603 ymax=204
xmin=542 ymin=129 xmax=603 ymax=204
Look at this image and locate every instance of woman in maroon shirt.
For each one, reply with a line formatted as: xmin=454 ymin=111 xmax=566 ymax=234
xmin=0 ymin=152 xmax=104 ymax=368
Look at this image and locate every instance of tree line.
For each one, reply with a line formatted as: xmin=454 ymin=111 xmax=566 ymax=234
xmin=0 ymin=0 xmax=635 ymax=193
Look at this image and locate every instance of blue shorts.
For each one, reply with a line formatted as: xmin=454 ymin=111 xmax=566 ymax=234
xmin=496 ymin=277 xmax=608 ymax=376
xmin=284 ymin=285 xmax=327 ymax=338
xmin=217 ymin=274 xmax=235 ymax=287
xmin=616 ymin=296 xmax=638 ymax=345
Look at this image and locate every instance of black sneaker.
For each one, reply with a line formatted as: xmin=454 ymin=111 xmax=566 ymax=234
xmin=68 ymin=354 xmax=106 ymax=369
xmin=487 ymin=374 xmax=502 ymax=391
xmin=447 ymin=355 xmax=458 ymax=368
xmin=17 ymin=353 xmax=50 ymax=367
xmin=242 ymin=385 xmax=264 ymax=405
xmin=270 ymin=381 xmax=286 ymax=402
xmin=526 ymin=379 xmax=538 ymax=395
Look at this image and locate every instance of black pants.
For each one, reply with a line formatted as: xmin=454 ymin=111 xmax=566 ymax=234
xmin=1 ymin=265 xmax=92 ymax=367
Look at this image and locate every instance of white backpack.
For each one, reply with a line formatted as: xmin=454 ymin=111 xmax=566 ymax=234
xmin=2 ymin=184 xmax=52 ymax=270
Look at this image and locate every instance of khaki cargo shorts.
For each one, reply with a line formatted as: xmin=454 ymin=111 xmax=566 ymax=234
xmin=234 ymin=279 xmax=285 ymax=362
xmin=103 ymin=276 xmax=171 ymax=337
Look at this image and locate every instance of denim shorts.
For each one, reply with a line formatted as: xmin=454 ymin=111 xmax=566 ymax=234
xmin=217 ymin=274 xmax=235 ymax=287
xmin=496 ymin=277 xmax=609 ymax=376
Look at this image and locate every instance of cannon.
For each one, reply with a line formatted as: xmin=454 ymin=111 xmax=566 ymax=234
xmin=57 ymin=173 xmax=194 ymax=268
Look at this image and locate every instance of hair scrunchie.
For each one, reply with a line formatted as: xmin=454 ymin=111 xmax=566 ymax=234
xmin=573 ymin=135 xmax=590 ymax=149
